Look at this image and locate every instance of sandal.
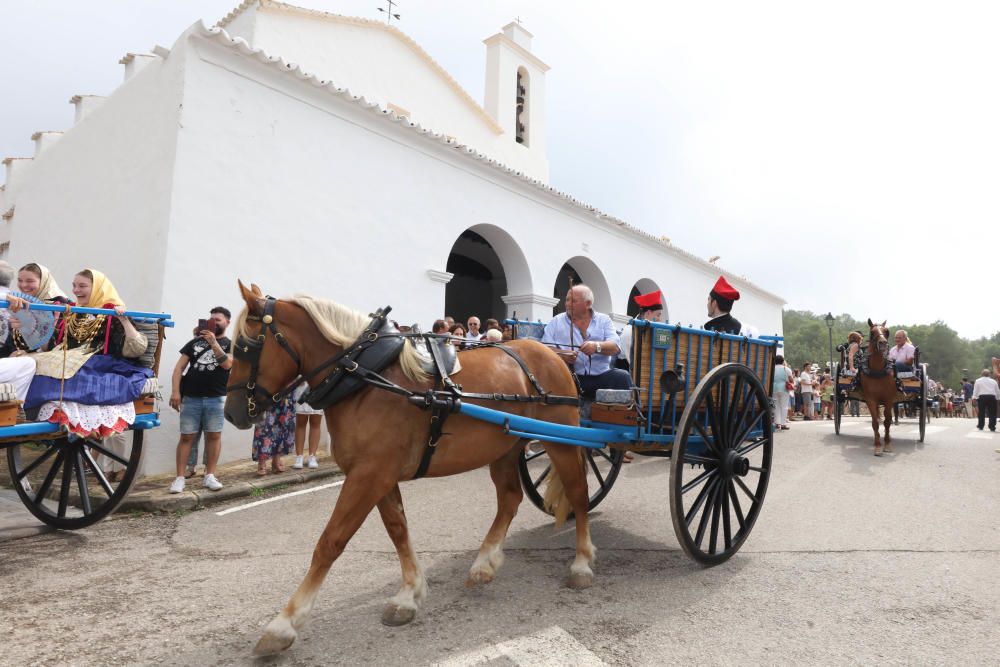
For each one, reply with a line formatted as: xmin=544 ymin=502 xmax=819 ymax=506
xmin=271 ymin=460 xmax=285 ymax=473
xmin=256 ymin=463 xmax=268 ymax=476
xmin=622 ymin=451 xmax=634 ymax=463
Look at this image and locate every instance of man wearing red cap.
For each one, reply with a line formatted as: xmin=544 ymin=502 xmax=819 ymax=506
xmin=617 ymin=290 xmax=664 ymax=372
xmin=704 ymin=276 xmax=742 ymax=334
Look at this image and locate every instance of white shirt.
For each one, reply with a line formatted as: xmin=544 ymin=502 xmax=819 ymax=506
xmin=465 ymin=331 xmax=483 ymax=341
xmin=618 ymin=325 xmax=633 ymax=362
xmin=799 ymin=371 xmax=814 ymax=392
xmin=888 ymin=343 xmax=915 ymax=364
xmin=972 ymin=376 xmax=1000 ymax=400
xmin=541 ymin=310 xmax=620 ymax=376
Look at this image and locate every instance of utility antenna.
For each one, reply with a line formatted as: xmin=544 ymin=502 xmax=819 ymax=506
xmin=377 ymin=0 xmax=401 ymax=24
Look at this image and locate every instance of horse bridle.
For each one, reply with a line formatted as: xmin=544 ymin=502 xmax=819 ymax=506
xmin=228 ymin=297 xmax=304 ymax=419
xmin=869 ymin=325 xmax=888 ymax=356
xmin=227 ymin=297 xmax=394 ymax=421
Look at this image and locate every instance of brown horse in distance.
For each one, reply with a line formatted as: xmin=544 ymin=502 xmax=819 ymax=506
xmin=859 ymin=319 xmax=896 ymax=456
xmin=224 ymin=282 xmax=594 ymax=656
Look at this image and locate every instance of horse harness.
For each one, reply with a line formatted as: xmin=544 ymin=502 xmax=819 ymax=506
xmin=228 ymin=298 xmax=579 ymax=479
xmin=854 ymin=329 xmax=904 ymax=393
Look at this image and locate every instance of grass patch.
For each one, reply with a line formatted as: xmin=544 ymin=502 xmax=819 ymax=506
xmin=250 ymin=483 xmax=291 ymax=499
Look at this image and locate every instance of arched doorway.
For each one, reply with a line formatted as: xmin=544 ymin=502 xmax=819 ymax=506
xmin=444 ymin=225 xmax=532 ymax=324
xmin=551 ymin=256 xmax=613 ymax=316
xmin=626 ymin=278 xmax=667 ymax=321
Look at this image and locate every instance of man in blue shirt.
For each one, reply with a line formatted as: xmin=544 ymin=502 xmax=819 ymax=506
xmin=541 ymin=285 xmax=632 ymax=398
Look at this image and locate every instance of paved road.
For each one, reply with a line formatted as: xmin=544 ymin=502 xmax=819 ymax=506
xmin=2 ymin=416 xmax=998 ymax=665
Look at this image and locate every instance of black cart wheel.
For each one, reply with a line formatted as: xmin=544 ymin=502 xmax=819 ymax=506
xmin=833 ymin=363 xmax=843 ymax=435
xmin=669 ymin=363 xmax=773 ymax=566
xmin=518 ymin=440 xmax=625 ymax=515
xmin=918 ymin=363 xmax=927 ymax=443
xmin=7 ymin=430 xmax=143 ymax=529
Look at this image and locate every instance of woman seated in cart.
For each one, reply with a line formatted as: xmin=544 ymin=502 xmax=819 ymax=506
xmin=23 ymin=269 xmax=152 ymax=441
xmin=841 ymin=331 xmax=864 ymax=376
xmin=0 ymin=294 xmax=38 ymax=402
xmin=3 ymin=263 xmax=70 ymax=354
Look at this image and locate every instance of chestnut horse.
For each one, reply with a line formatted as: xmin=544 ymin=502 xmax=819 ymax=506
xmin=224 ymin=282 xmax=593 ymax=656
xmin=859 ymin=319 xmax=896 ymax=456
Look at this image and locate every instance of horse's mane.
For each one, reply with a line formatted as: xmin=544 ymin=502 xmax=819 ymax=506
xmin=234 ymin=295 xmax=428 ymax=382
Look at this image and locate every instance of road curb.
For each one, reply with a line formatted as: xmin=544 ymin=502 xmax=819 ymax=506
xmin=118 ymin=466 xmax=341 ymax=514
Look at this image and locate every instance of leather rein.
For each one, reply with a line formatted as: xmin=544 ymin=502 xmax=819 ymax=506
xmin=860 ymin=327 xmax=892 ymax=379
xmin=227 ymin=297 xmax=578 ymax=425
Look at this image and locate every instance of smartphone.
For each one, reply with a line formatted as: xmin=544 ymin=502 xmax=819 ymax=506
xmin=197 ymin=318 xmax=212 ymax=333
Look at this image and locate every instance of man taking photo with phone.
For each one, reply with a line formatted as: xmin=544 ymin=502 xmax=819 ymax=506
xmin=168 ymin=306 xmax=233 ymax=494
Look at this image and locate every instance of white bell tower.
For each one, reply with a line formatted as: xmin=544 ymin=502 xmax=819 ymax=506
xmin=484 ymin=22 xmax=550 ymax=179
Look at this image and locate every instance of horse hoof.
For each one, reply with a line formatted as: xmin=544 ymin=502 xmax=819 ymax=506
xmin=381 ymin=603 xmax=417 ymax=626
xmin=465 ymin=568 xmax=494 ymax=588
xmin=253 ymin=630 xmax=297 ymax=656
xmin=873 ymin=448 xmax=882 ymax=457
xmin=883 ymin=442 xmax=893 ymax=453
xmin=567 ymin=571 xmax=594 ymax=590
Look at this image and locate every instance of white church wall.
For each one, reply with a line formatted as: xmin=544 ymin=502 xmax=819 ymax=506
xmin=6 ymin=52 xmax=182 ymax=317
xmin=221 ymin=9 xmax=550 ymax=183
xmin=234 ymin=12 xmax=504 ymax=163
xmin=178 ymin=32 xmax=784 ymax=338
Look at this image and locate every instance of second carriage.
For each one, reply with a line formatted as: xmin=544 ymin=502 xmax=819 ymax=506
xmin=499 ymin=318 xmax=780 ymax=565
xmin=831 ymin=342 xmax=929 ymax=442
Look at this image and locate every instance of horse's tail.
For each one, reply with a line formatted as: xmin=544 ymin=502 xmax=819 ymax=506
xmin=542 ymin=445 xmax=585 ymax=528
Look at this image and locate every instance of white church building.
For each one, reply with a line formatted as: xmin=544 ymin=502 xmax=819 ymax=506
xmin=0 ymin=0 xmax=784 ymax=475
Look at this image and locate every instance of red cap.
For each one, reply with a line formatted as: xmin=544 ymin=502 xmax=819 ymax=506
xmin=710 ymin=276 xmax=740 ymax=301
xmin=633 ymin=290 xmax=663 ymax=310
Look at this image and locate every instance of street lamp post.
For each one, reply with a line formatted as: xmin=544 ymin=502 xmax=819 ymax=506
xmin=824 ymin=312 xmax=835 ymax=375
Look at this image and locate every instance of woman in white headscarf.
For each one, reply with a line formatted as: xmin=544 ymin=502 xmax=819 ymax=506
xmin=17 ymin=263 xmax=68 ymax=302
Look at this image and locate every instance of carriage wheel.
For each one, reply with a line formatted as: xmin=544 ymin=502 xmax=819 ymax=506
xmin=6 ymin=430 xmax=143 ymax=530
xmin=918 ymin=364 xmax=928 ymax=443
xmin=669 ymin=363 xmax=773 ymax=566
xmin=518 ymin=440 xmax=625 ymax=516
xmin=833 ymin=363 xmax=842 ymax=435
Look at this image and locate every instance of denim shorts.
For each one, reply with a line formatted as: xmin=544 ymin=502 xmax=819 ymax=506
xmin=179 ymin=396 xmax=226 ymax=434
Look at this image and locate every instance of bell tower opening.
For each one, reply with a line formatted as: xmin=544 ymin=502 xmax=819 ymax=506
xmin=516 ymin=67 xmax=529 ymax=146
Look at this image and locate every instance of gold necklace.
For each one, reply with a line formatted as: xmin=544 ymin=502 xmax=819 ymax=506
xmin=65 ymin=314 xmax=106 ymax=348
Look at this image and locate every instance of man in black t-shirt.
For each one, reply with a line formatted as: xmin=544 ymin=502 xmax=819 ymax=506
xmin=168 ymin=306 xmax=233 ymax=494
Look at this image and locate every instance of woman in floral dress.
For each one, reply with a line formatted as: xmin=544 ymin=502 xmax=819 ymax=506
xmin=251 ymin=395 xmax=296 ymax=474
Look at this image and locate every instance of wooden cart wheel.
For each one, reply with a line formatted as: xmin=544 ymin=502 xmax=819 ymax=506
xmin=918 ymin=363 xmax=927 ymax=443
xmin=833 ymin=362 xmax=843 ymax=435
xmin=518 ymin=440 xmax=625 ymax=515
xmin=669 ymin=363 xmax=773 ymax=566
xmin=6 ymin=430 xmax=143 ymax=530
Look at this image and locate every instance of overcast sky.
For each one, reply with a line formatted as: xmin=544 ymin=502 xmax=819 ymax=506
xmin=1 ymin=1 xmax=991 ymax=337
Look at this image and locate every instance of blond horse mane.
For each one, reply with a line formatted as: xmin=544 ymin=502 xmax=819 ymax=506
xmin=234 ymin=295 xmax=428 ymax=383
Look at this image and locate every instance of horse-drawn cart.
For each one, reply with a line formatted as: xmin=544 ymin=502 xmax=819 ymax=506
xmin=221 ymin=285 xmax=787 ymax=655
xmin=0 ymin=301 xmax=173 ymax=529
xmin=505 ymin=319 xmax=780 ymax=565
xmin=832 ymin=342 xmax=928 ymax=443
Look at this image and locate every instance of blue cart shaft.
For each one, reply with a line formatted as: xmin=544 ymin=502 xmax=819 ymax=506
xmin=0 ymin=300 xmax=174 ymax=327
xmin=458 ymin=401 xmax=636 ymax=448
